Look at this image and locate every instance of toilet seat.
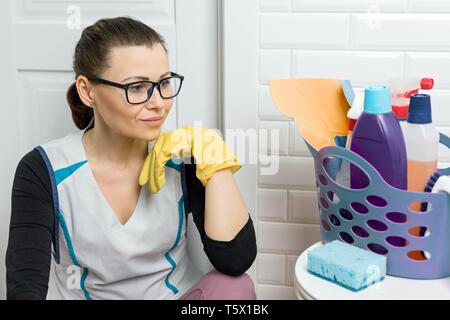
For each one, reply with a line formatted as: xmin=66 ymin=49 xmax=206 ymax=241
xmin=294 ymin=242 xmax=450 ymax=300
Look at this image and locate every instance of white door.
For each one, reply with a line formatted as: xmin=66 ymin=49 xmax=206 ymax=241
xmin=0 ymin=0 xmax=218 ymax=299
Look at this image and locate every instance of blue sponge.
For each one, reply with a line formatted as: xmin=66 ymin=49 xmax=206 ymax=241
xmin=307 ymin=240 xmax=387 ymax=291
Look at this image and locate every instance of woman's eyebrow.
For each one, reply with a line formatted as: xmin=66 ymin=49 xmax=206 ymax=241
xmin=121 ymin=71 xmax=171 ymax=82
xmin=159 ymin=71 xmax=171 ymax=79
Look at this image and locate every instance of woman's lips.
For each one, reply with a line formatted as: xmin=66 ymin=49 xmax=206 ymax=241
xmin=140 ymin=116 xmax=163 ymax=126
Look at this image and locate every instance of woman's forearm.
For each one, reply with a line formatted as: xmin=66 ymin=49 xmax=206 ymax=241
xmin=204 ymin=168 xmax=250 ymax=241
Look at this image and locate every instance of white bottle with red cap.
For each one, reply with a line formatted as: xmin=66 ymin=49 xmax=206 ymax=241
xmin=390 ymin=77 xmax=434 ymax=121
xmin=403 ymin=94 xmax=439 ymax=206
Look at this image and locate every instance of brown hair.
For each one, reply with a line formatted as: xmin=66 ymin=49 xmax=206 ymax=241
xmin=67 ymin=16 xmax=167 ymax=129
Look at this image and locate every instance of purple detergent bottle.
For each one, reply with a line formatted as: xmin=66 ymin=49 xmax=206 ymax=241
xmin=350 ymin=86 xmax=407 ymax=192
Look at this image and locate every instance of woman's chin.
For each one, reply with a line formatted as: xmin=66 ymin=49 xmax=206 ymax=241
xmin=140 ymin=127 xmax=162 ymax=141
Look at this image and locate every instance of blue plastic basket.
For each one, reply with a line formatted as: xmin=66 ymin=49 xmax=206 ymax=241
xmin=309 ymin=133 xmax=450 ymax=279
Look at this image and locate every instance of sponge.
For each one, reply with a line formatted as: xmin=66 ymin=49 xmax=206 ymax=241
xmin=307 ymin=240 xmax=387 ymax=291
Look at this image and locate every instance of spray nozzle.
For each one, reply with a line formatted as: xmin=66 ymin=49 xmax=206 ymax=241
xmin=390 ymin=77 xmax=434 ymax=120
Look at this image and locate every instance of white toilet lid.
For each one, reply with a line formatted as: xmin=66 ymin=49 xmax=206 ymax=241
xmin=295 ymin=242 xmax=450 ymax=300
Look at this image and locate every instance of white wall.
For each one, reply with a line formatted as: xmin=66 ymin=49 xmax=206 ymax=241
xmin=255 ymin=0 xmax=450 ymax=299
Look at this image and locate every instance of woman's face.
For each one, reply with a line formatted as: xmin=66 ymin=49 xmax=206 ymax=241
xmin=91 ymin=43 xmax=173 ymax=141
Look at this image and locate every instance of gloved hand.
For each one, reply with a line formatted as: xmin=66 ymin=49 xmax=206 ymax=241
xmin=139 ymin=125 xmax=241 ymax=193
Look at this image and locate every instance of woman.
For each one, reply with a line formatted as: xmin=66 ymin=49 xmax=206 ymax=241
xmin=6 ymin=17 xmax=257 ymax=300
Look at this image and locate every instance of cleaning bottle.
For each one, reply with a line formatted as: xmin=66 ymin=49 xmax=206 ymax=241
xmin=390 ymin=78 xmax=434 ymax=121
xmin=403 ymin=94 xmax=439 ymax=211
xmin=350 ymin=86 xmax=407 ymax=191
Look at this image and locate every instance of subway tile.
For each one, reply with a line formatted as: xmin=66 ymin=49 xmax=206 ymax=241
xmin=406 ymin=52 xmax=450 ymax=89
xmin=257 ymin=253 xmax=286 ymax=285
xmin=259 ymin=120 xmax=289 ymax=155
xmin=258 ymin=221 xmax=321 ymax=255
xmin=430 ymin=91 xmax=450 ymax=126
xmin=286 ymin=255 xmax=299 ymax=286
xmin=259 ymin=50 xmax=291 ymax=83
xmin=409 ymin=0 xmax=450 ymax=13
xmin=289 ymin=121 xmax=310 ymax=156
xmin=256 ymin=284 xmax=297 ymax=300
xmin=260 ymin=13 xmax=350 ymax=49
xmin=402 ymin=95 xmax=450 ymax=163
xmin=260 ymin=0 xmax=291 ymax=12
xmin=351 ymin=14 xmax=450 ymax=50
xmin=257 ymin=188 xmax=288 ymax=222
xmin=292 ymin=50 xmax=404 ymax=87
xmin=288 ymin=190 xmax=320 ymax=224
xmin=258 ymin=156 xmax=316 ymax=189
xmin=293 ymin=0 xmax=407 ymax=12
xmin=259 ymin=85 xmax=292 ymax=121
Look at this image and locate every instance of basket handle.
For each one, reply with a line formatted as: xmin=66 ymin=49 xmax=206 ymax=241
xmin=319 ymin=132 xmax=450 ymax=187
xmin=439 ymin=133 xmax=450 ymax=176
xmin=318 ymin=145 xmax=387 ymax=188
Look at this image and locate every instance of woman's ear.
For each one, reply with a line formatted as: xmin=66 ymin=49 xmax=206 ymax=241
xmin=76 ymin=75 xmax=95 ymax=108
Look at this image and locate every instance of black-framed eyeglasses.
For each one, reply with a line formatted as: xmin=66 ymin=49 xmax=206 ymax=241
xmin=86 ymin=72 xmax=184 ymax=105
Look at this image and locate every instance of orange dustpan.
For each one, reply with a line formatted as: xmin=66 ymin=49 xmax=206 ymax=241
xmin=268 ymin=79 xmax=350 ymax=152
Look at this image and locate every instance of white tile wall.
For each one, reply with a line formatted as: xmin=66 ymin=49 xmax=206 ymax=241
xmin=288 ymin=190 xmax=320 ymax=224
xmin=258 ymin=156 xmax=316 ymax=189
xmin=351 ymin=14 xmax=450 ymax=50
xmin=257 ymin=189 xmax=288 ymax=222
xmin=257 ymin=253 xmax=286 ymax=285
xmin=258 ymin=222 xmax=321 ymax=255
xmin=286 ymin=255 xmax=299 ymax=286
xmin=259 ymin=50 xmax=291 ymax=83
xmin=260 ymin=0 xmax=291 ymax=12
xmin=256 ymin=284 xmax=297 ymax=300
xmin=405 ymin=53 xmax=450 ymax=89
xmin=292 ymin=50 xmax=404 ymax=86
xmin=256 ymin=0 xmax=450 ymax=299
xmin=260 ymin=13 xmax=350 ymax=49
xmin=289 ymin=121 xmax=310 ymax=156
xmin=258 ymin=121 xmax=290 ymax=155
xmin=259 ymin=85 xmax=292 ymax=120
xmin=409 ymin=0 xmax=450 ymax=13
xmin=293 ymin=0 xmax=408 ymax=12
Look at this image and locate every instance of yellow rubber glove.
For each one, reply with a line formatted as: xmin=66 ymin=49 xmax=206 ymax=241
xmin=139 ymin=125 xmax=241 ymax=193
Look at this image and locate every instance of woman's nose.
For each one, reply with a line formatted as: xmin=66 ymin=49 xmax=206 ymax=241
xmin=145 ymin=87 xmax=164 ymax=109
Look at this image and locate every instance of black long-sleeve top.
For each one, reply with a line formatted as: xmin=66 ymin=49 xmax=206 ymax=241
xmin=6 ymin=149 xmax=257 ymax=300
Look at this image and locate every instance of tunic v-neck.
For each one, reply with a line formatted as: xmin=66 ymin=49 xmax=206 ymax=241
xmin=78 ymin=130 xmax=146 ymax=229
xmin=38 ymin=129 xmax=200 ymax=300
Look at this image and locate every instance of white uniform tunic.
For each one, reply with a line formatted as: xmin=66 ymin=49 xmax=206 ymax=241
xmin=36 ymin=128 xmax=202 ymax=299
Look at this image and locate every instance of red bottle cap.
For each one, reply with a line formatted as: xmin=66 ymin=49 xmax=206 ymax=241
xmin=421 ymin=78 xmax=434 ymax=90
